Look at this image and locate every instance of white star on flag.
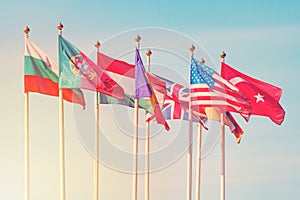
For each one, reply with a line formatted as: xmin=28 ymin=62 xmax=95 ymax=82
xmin=254 ymin=93 xmax=264 ymax=103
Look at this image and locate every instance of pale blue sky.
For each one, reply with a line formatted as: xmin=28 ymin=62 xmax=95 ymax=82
xmin=0 ymin=0 xmax=299 ymax=200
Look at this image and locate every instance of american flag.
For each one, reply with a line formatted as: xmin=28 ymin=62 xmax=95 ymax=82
xmin=190 ymin=57 xmax=251 ymax=117
xmin=147 ymin=75 xmax=207 ymax=127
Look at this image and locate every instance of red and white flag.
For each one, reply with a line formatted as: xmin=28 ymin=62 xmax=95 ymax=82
xmin=221 ymin=62 xmax=285 ymax=125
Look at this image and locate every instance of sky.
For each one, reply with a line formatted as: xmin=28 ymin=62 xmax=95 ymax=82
xmin=0 ymin=0 xmax=300 ymax=199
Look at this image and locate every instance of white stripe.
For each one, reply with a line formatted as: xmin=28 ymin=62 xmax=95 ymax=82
xmin=229 ymin=77 xmax=247 ymax=85
xmin=190 ymin=84 xmax=209 ymax=89
xmin=191 ymin=100 xmax=241 ymax=111
xmin=25 ymin=39 xmax=58 ymax=75
xmin=191 ymin=90 xmax=247 ymax=104
xmin=106 ymin=71 xmax=135 ymax=95
xmin=213 ymin=74 xmax=239 ymax=91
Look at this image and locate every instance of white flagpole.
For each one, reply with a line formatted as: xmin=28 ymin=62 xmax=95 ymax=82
xmin=195 ymin=124 xmax=202 ymax=200
xmin=24 ymin=26 xmax=30 ymax=200
xmin=57 ymin=22 xmax=66 ymax=200
xmin=94 ymin=41 xmax=101 ymax=200
xmin=132 ymin=35 xmax=141 ymax=200
xmin=220 ymin=51 xmax=226 ymax=200
xmin=145 ymin=49 xmax=152 ymax=200
xmin=195 ymin=58 xmax=205 ymax=200
xmin=187 ymin=45 xmax=195 ymax=200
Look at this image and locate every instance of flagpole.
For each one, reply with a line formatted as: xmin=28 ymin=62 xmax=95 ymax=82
xmin=24 ymin=26 xmax=30 ymax=200
xmin=94 ymin=41 xmax=101 ymax=200
xmin=145 ymin=49 xmax=152 ymax=200
xmin=195 ymin=124 xmax=202 ymax=200
xmin=195 ymin=58 xmax=205 ymax=200
xmin=57 ymin=22 xmax=66 ymax=200
xmin=187 ymin=44 xmax=195 ymax=200
xmin=220 ymin=51 xmax=226 ymax=200
xmin=132 ymin=34 xmax=141 ymax=200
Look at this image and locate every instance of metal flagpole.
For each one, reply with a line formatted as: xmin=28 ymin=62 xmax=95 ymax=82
xmin=220 ymin=51 xmax=226 ymax=200
xmin=145 ymin=49 xmax=152 ymax=200
xmin=132 ymin=34 xmax=141 ymax=200
xmin=24 ymin=26 xmax=30 ymax=200
xmin=195 ymin=58 xmax=205 ymax=200
xmin=187 ymin=44 xmax=195 ymax=200
xmin=94 ymin=41 xmax=101 ymax=200
xmin=57 ymin=22 xmax=66 ymax=200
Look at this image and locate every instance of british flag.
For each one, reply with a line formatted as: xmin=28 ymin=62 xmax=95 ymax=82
xmin=147 ymin=75 xmax=207 ymax=127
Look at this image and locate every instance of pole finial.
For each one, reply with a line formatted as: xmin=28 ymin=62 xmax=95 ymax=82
xmin=24 ymin=26 xmax=30 ymax=35
xmin=94 ymin=41 xmax=101 ymax=49
xmin=220 ymin=51 xmax=226 ymax=60
xmin=146 ymin=49 xmax=152 ymax=57
xmin=57 ymin=22 xmax=64 ymax=31
xmin=200 ymin=58 xmax=205 ymax=64
xmin=135 ymin=34 xmax=141 ymax=43
xmin=189 ymin=44 xmax=195 ymax=53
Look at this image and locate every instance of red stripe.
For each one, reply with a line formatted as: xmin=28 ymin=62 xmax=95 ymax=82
xmin=97 ymin=52 xmax=135 ymax=78
xmin=24 ymin=75 xmax=58 ymax=96
xmin=62 ymin=88 xmax=86 ymax=108
xmin=24 ymin=75 xmax=85 ymax=108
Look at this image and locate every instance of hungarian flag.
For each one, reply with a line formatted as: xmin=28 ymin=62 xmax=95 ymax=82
xmin=58 ymin=35 xmax=124 ymax=100
xmin=24 ymin=38 xmax=85 ymax=108
xmin=190 ymin=57 xmax=251 ymax=117
xmin=96 ymin=52 xmax=166 ymax=115
xmin=221 ymin=62 xmax=285 ymax=125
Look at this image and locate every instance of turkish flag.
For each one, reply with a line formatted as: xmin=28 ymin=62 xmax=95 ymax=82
xmin=221 ymin=62 xmax=285 ymax=125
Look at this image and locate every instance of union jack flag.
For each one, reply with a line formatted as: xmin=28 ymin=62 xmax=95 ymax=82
xmin=147 ymin=75 xmax=207 ymax=128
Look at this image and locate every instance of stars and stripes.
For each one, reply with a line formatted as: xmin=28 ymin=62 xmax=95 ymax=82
xmin=190 ymin=57 xmax=251 ymax=117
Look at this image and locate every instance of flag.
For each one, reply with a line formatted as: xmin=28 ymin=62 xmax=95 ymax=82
xmin=221 ymin=62 xmax=285 ymax=125
xmin=190 ymin=57 xmax=251 ymax=117
xmin=204 ymin=107 xmax=244 ymax=144
xmin=225 ymin=112 xmax=244 ymax=144
xmin=58 ymin=35 xmax=124 ymax=100
xmin=146 ymin=75 xmax=207 ymax=125
xmin=135 ymin=48 xmax=169 ymax=130
xmin=24 ymin=38 xmax=85 ymax=108
xmin=96 ymin=52 xmax=166 ymax=114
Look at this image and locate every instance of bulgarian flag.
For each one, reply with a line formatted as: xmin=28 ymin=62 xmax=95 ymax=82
xmin=58 ymin=35 xmax=124 ymax=100
xmin=24 ymin=38 xmax=86 ymax=108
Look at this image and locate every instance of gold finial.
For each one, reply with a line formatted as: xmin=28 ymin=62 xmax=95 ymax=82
xmin=57 ymin=22 xmax=64 ymax=31
xmin=24 ymin=26 xmax=30 ymax=35
xmin=189 ymin=44 xmax=195 ymax=53
xmin=94 ymin=41 xmax=101 ymax=49
xmin=220 ymin=51 xmax=226 ymax=59
xmin=135 ymin=35 xmax=141 ymax=43
xmin=146 ymin=49 xmax=152 ymax=57
xmin=200 ymin=58 xmax=205 ymax=64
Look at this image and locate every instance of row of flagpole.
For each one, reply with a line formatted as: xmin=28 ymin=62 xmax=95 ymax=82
xmin=23 ymin=24 xmax=228 ymax=200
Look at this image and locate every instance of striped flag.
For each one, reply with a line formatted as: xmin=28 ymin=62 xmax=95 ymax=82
xmin=190 ymin=57 xmax=251 ymax=117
